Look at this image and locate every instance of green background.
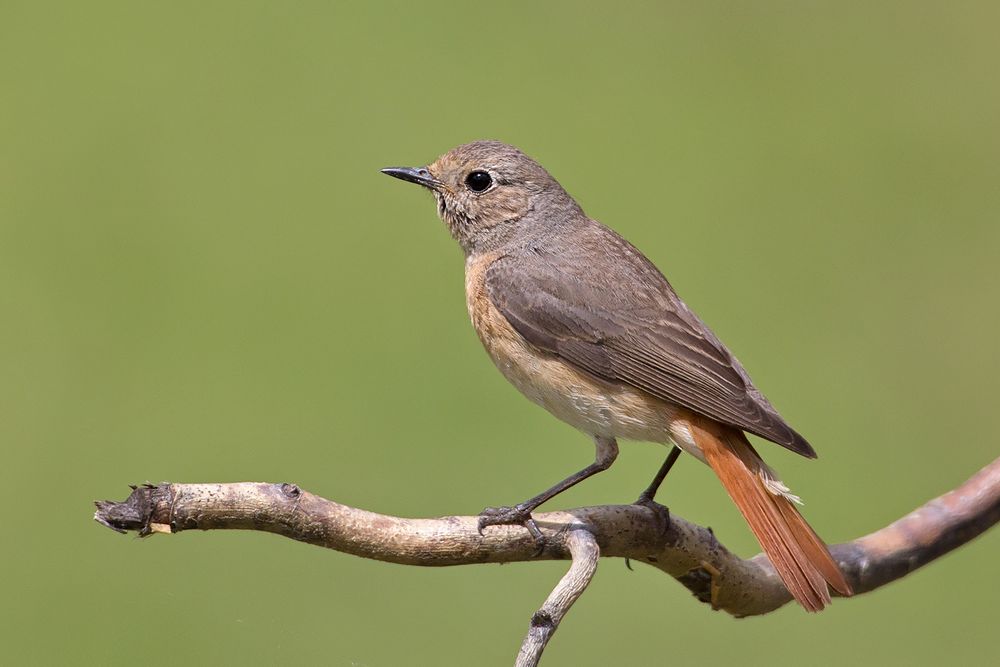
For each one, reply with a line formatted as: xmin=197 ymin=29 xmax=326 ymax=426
xmin=2 ymin=2 xmax=997 ymax=665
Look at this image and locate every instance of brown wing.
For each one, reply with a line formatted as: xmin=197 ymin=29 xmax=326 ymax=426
xmin=485 ymin=223 xmax=816 ymax=458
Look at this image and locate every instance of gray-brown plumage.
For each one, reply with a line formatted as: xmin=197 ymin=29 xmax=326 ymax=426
xmin=485 ymin=230 xmax=815 ymax=458
xmin=382 ymin=140 xmax=851 ymax=611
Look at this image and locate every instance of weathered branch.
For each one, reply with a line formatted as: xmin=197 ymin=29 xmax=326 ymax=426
xmin=95 ymin=456 xmax=1000 ymax=647
xmin=516 ymin=530 xmax=599 ymax=667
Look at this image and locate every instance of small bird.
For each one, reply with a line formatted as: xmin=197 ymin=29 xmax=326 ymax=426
xmin=382 ymin=140 xmax=851 ymax=611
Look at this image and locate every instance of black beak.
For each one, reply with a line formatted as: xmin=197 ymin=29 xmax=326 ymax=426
xmin=380 ymin=166 xmax=443 ymax=190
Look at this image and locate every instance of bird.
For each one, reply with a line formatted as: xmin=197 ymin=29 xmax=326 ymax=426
xmin=382 ymin=140 xmax=852 ymax=611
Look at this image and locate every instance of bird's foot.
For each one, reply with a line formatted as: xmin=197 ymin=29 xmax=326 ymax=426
xmin=633 ymin=491 xmax=668 ymax=512
xmin=632 ymin=496 xmax=671 ymax=534
xmin=477 ymin=504 xmax=546 ymax=555
xmin=633 ymin=490 xmax=658 ymax=507
xmin=623 ymin=497 xmax=671 ymax=572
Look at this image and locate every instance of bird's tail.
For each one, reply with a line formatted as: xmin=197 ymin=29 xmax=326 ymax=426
xmin=687 ymin=417 xmax=852 ymax=612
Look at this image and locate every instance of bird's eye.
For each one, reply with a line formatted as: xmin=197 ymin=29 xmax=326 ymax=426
xmin=465 ymin=170 xmax=492 ymax=192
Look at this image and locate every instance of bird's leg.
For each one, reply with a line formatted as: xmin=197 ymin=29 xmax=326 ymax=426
xmin=635 ymin=445 xmax=681 ymax=505
xmin=623 ymin=447 xmax=681 ymax=571
xmin=478 ymin=436 xmax=619 ymax=550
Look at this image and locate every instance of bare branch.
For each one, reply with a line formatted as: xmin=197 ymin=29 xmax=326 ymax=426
xmin=516 ymin=530 xmax=599 ymax=667
xmin=95 ymin=456 xmax=1000 ymax=621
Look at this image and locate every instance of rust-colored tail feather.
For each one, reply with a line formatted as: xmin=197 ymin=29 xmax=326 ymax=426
xmin=689 ymin=419 xmax=852 ymax=612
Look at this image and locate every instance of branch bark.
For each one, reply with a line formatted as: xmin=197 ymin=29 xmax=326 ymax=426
xmin=515 ymin=530 xmax=599 ymax=667
xmin=95 ymin=456 xmax=1000 ymax=658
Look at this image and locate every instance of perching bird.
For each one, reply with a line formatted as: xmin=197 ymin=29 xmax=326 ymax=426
xmin=382 ymin=140 xmax=851 ymax=611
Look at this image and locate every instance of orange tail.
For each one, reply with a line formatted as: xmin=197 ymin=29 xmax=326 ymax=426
xmin=688 ymin=418 xmax=852 ymax=612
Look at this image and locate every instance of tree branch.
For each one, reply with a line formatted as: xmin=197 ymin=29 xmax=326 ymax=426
xmin=516 ymin=530 xmax=599 ymax=667
xmin=95 ymin=456 xmax=1000 ymax=655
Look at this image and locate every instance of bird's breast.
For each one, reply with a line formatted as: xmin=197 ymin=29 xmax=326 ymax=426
xmin=464 ymin=253 xmax=684 ymax=446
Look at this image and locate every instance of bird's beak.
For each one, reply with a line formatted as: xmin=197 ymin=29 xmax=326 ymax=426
xmin=380 ymin=166 xmax=443 ymax=191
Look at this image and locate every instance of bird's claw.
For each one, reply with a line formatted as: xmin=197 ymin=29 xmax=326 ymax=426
xmin=633 ymin=494 xmax=667 ymax=511
xmin=477 ymin=504 xmax=546 ymax=555
xmin=633 ymin=496 xmax=672 ymax=535
xmin=633 ymin=491 xmax=656 ymax=506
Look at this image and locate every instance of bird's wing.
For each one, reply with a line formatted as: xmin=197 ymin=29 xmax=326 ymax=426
xmin=485 ymin=225 xmax=816 ymax=457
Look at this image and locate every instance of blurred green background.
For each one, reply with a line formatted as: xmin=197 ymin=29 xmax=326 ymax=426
xmin=2 ymin=1 xmax=998 ymax=665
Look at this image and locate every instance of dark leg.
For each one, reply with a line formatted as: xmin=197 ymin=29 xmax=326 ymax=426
xmin=635 ymin=446 xmax=681 ymax=505
xmin=478 ymin=436 xmax=619 ymax=547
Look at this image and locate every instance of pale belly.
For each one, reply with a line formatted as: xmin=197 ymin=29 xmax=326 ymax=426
xmin=465 ymin=255 xmax=706 ymax=462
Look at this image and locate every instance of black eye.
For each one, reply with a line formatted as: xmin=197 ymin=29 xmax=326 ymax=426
xmin=465 ymin=170 xmax=492 ymax=192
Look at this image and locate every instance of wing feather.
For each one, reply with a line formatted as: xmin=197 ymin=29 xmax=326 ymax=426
xmin=485 ymin=225 xmax=816 ymax=458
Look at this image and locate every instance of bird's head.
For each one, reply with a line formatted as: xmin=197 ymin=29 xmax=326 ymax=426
xmin=382 ymin=140 xmax=579 ymax=254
